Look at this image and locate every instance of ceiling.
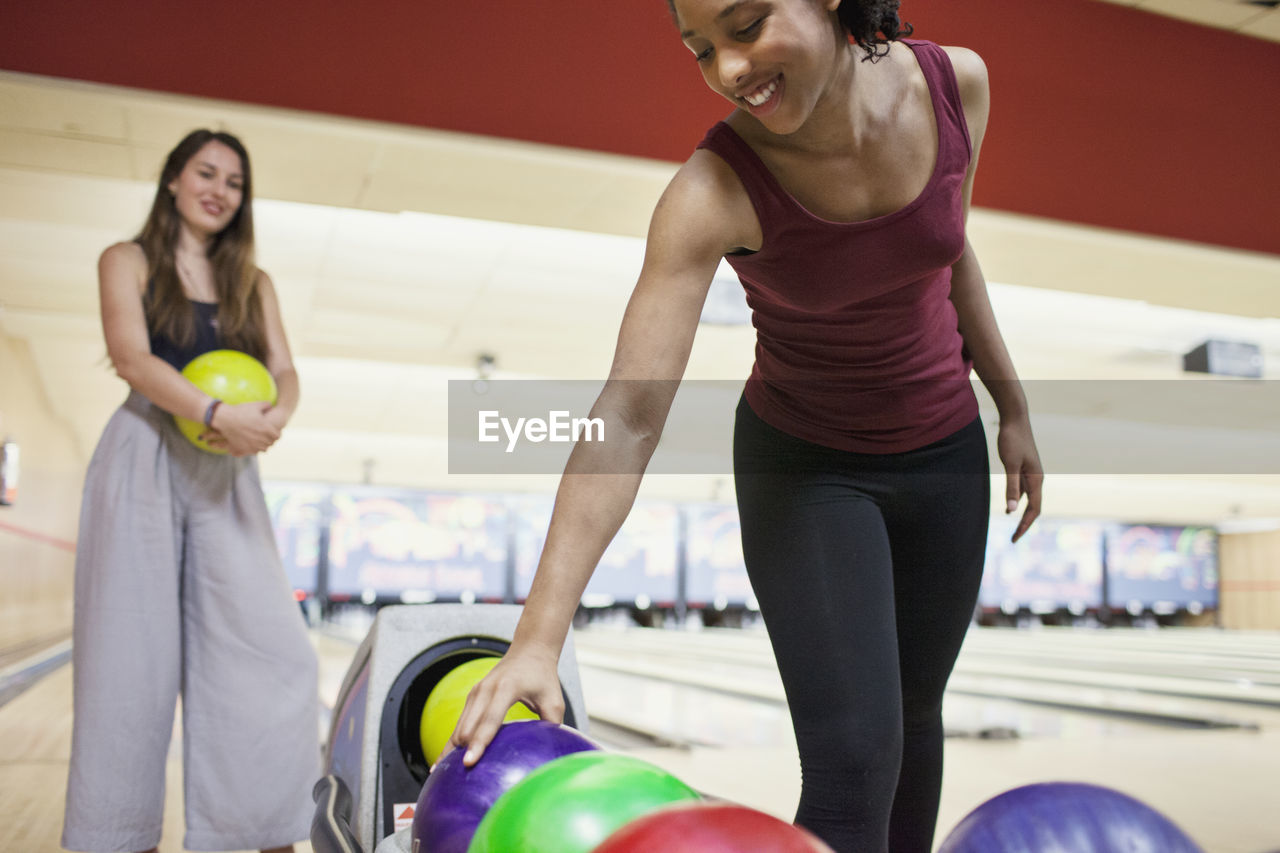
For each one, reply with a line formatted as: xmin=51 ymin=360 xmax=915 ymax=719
xmin=1095 ymin=0 xmax=1280 ymax=37
xmin=1 ymin=1 xmax=1279 ymax=526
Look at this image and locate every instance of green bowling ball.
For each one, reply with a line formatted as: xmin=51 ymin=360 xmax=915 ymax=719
xmin=466 ymin=751 xmax=700 ymax=853
xmin=175 ymin=349 xmax=277 ymax=454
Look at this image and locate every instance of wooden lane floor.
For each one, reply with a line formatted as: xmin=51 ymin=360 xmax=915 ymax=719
xmin=573 ymin=625 xmax=1280 ymax=853
xmin=616 ymin=729 xmax=1280 ymax=853
xmin=0 ymin=645 xmax=328 ymax=853
xmin=6 ymin=624 xmax=1279 ymax=852
xmin=573 ymin=625 xmax=1280 ymax=726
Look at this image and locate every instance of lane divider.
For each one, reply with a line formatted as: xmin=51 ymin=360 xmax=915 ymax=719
xmin=0 ymin=637 xmax=72 ymax=709
xmin=0 ymin=519 xmax=76 ymax=553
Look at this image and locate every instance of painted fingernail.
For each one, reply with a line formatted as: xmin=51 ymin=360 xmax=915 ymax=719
xmin=464 ymin=750 xmax=476 ymax=764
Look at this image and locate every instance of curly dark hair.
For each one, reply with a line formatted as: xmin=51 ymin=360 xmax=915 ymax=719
xmin=666 ymin=1 xmax=913 ymax=62
xmin=838 ymin=0 xmax=913 ymax=62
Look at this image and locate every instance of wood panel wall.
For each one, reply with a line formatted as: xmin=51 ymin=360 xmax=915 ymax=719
xmin=0 ymin=336 xmax=83 ymax=650
xmin=1219 ymin=531 xmax=1280 ymax=631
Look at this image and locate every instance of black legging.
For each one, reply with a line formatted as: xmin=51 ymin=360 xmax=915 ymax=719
xmin=733 ymin=395 xmax=990 ymax=853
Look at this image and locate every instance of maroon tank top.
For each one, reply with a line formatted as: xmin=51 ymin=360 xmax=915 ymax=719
xmin=697 ymin=39 xmax=979 ymax=454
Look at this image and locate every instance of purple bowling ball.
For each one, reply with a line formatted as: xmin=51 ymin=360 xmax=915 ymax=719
xmin=412 ymin=719 xmax=599 ymax=853
xmin=937 ymin=781 xmax=1204 ymax=853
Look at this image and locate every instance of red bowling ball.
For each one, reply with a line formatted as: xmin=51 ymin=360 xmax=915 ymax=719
xmin=592 ymin=801 xmax=836 ymax=852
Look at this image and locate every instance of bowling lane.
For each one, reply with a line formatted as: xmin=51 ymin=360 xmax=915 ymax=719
xmin=576 ymin=659 xmax=1175 ymax=750
xmin=0 ymin=646 xmax=321 ymax=853
xmin=315 ymin=618 xmax=1280 ymax=748
xmin=9 ymin=617 xmax=1258 ymax=853
xmin=574 ymin=642 xmax=1234 ymax=747
xmin=577 ymin=622 xmax=1280 ymax=685
xmin=959 ymin=628 xmax=1280 ymax=688
xmin=573 ymin=625 xmax=1280 ymax=733
xmin=565 ymin=624 xmax=1280 ymax=853
xmin=311 ymin=619 xmax=1191 ymax=753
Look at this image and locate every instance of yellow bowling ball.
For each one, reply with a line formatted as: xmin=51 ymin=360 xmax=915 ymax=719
xmin=421 ymin=656 xmax=538 ymax=766
xmin=175 ymin=349 xmax=277 ymax=454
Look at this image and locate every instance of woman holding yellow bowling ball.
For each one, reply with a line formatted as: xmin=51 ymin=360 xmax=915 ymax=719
xmin=61 ymin=130 xmax=318 ymax=853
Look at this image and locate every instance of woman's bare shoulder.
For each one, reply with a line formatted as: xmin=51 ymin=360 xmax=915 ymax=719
xmin=656 ymin=145 xmax=760 ymax=254
xmin=940 ymin=45 xmax=989 ymax=98
xmin=100 ymin=240 xmax=146 ymax=267
xmin=98 ymin=241 xmax=149 ymax=293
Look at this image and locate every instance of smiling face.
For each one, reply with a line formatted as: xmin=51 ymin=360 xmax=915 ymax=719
xmin=674 ymin=0 xmax=846 ymax=135
xmin=167 ymin=140 xmax=244 ymax=238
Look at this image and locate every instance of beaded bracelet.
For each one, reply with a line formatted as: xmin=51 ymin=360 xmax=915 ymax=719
xmin=203 ymin=399 xmax=223 ymax=428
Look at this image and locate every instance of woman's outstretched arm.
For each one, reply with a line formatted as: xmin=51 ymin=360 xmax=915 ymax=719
xmin=448 ymin=150 xmax=758 ymax=765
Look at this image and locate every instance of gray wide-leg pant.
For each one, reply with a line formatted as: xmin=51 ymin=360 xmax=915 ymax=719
xmin=62 ymin=391 xmax=320 ymax=852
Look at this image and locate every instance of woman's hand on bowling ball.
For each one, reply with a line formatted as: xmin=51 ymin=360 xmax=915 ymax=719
xmin=204 ymin=401 xmax=282 ymax=456
xmin=448 ymin=646 xmax=564 ymax=768
xmin=263 ymin=404 xmax=290 ymax=433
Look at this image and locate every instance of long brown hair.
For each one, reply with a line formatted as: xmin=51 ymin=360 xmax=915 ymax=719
xmin=136 ymin=129 xmax=268 ymax=361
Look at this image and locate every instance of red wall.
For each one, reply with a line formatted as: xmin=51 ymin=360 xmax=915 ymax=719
xmin=3 ymin=0 xmax=1277 ymax=255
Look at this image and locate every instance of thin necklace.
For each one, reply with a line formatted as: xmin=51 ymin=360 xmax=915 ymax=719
xmin=176 ymin=254 xmax=213 ymax=302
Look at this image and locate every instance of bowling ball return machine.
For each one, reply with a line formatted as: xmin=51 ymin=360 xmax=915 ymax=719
xmin=310 ymin=604 xmax=589 ymax=853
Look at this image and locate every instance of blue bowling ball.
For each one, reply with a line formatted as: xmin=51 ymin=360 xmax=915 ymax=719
xmin=937 ymin=782 xmax=1204 ymax=853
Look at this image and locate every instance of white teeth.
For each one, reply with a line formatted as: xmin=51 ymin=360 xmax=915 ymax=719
xmin=744 ymin=79 xmax=778 ymax=107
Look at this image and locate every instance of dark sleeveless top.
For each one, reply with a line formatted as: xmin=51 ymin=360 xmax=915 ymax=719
xmin=696 ymin=39 xmax=979 ymax=454
xmin=148 ymin=290 xmax=223 ymax=371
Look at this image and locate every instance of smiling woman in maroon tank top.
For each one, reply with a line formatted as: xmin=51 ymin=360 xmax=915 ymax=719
xmin=449 ymin=4 xmax=1043 ymax=852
